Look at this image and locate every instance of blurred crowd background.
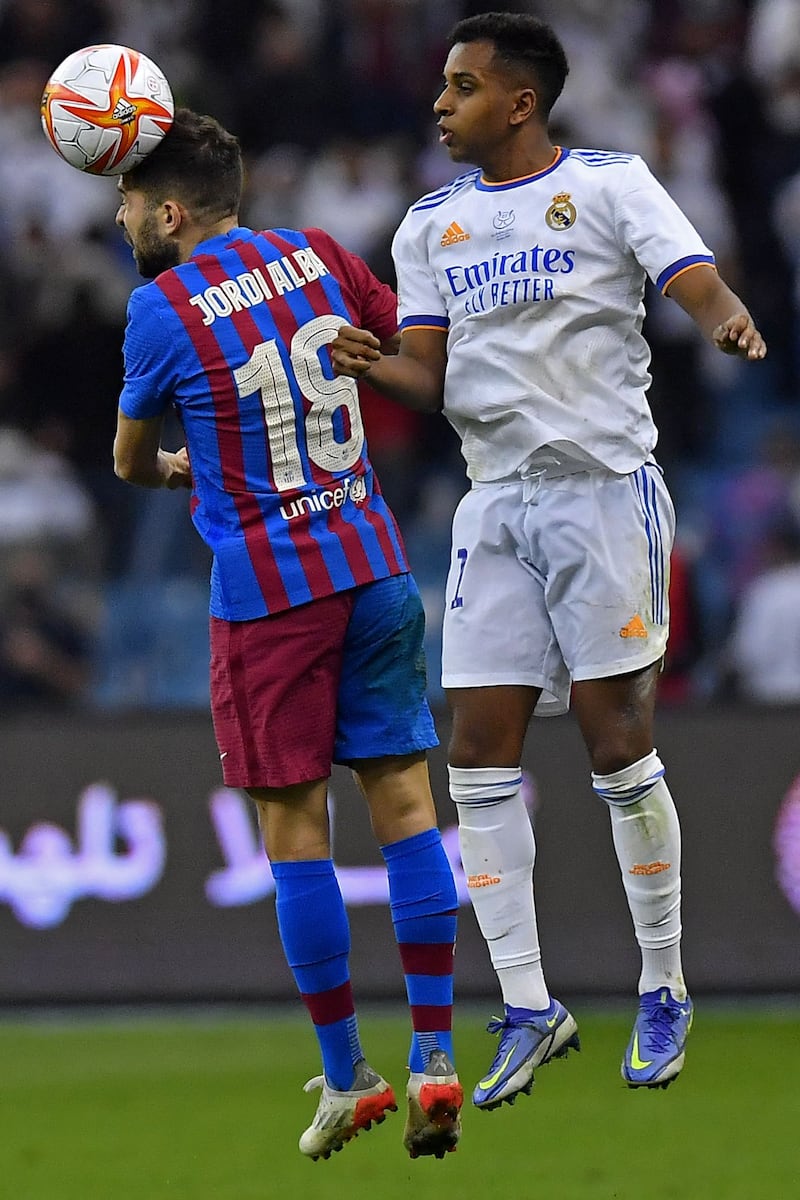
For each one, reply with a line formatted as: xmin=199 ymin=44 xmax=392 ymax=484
xmin=1 ymin=0 xmax=800 ymax=712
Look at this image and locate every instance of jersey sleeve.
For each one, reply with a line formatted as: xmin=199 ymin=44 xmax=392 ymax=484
xmin=303 ymin=228 xmax=398 ymax=342
xmin=615 ymin=156 xmax=716 ymax=294
xmin=118 ymin=285 xmax=179 ymax=419
xmin=392 ymin=212 xmax=449 ymax=334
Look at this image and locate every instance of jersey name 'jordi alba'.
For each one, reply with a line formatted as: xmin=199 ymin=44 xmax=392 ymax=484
xmin=393 ymin=147 xmax=715 ymax=481
xmin=120 ymin=227 xmax=407 ymax=621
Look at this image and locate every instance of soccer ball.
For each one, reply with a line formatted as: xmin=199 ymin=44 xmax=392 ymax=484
xmin=40 ymin=44 xmax=174 ymax=176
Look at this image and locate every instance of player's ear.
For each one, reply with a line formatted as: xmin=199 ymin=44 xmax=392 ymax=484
xmin=162 ymin=199 xmax=184 ymax=232
xmin=165 ymin=196 xmax=190 ymax=231
xmin=510 ymin=86 xmax=536 ymax=126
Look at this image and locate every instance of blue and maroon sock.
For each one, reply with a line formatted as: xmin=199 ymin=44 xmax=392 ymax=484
xmin=381 ymin=828 xmax=457 ymax=1072
xmin=271 ymin=858 xmax=363 ymax=1091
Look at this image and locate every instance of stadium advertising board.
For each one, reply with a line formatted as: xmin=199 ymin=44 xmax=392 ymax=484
xmin=0 ymin=709 xmax=798 ymax=1003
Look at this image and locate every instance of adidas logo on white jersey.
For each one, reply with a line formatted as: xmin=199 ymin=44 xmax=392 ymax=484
xmin=440 ymin=221 xmax=470 ymax=247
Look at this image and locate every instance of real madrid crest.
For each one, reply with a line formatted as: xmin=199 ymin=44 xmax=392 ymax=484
xmin=545 ymin=192 xmax=577 ymax=231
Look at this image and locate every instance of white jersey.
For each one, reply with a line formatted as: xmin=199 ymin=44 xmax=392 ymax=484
xmin=392 ymin=147 xmax=715 ymax=481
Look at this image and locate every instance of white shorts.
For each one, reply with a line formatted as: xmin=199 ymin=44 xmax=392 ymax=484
xmin=441 ymin=464 xmax=675 ymax=715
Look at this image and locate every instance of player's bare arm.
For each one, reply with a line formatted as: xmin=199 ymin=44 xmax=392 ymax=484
xmin=113 ymin=410 xmax=193 ymax=489
xmin=666 ymin=265 xmax=767 ymax=361
xmin=332 ymin=326 xmax=447 ymax=413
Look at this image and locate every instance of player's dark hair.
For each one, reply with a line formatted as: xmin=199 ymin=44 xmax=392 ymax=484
xmin=123 ymin=107 xmax=243 ymax=222
xmin=448 ymin=12 xmax=569 ymax=117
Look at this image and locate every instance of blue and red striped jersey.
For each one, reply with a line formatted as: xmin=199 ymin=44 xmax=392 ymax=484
xmin=119 ymin=226 xmax=409 ymax=619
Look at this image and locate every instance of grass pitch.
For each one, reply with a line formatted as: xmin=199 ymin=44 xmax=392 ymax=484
xmin=2 ymin=1003 xmax=797 ymax=1199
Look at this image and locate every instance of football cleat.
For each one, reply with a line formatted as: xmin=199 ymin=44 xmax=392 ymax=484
xmin=622 ymin=988 xmax=694 ymax=1089
xmin=298 ymin=1059 xmax=397 ymax=1160
xmin=404 ymin=1049 xmax=463 ymax=1160
xmin=473 ymin=998 xmax=580 ymax=1110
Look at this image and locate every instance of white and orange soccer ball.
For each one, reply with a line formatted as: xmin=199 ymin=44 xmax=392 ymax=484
xmin=40 ymin=44 xmax=174 ymax=176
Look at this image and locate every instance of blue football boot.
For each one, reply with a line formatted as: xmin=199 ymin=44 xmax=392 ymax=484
xmin=622 ymin=987 xmax=694 ymax=1089
xmin=472 ymin=998 xmax=580 ymax=1110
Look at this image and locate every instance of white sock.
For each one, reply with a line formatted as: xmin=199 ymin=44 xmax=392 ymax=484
xmin=449 ymin=766 xmax=550 ymax=1011
xmin=592 ymin=751 xmax=686 ymax=1000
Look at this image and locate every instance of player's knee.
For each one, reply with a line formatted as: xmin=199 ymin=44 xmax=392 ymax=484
xmin=587 ymin=731 xmax=656 ymax=779
xmin=448 ymin=765 xmax=523 ymax=808
xmin=591 ymin=749 xmax=665 ymax=807
xmin=448 ymin=704 xmax=528 ymax=768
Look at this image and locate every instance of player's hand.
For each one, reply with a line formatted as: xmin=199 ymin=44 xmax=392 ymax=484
xmin=712 ymin=314 xmax=767 ymax=360
xmin=331 ymin=325 xmax=382 ymax=378
xmin=164 ymin=446 xmax=193 ymax=490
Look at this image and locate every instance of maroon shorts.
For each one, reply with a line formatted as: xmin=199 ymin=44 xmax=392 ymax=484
xmin=209 ymin=576 xmax=436 ymax=790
